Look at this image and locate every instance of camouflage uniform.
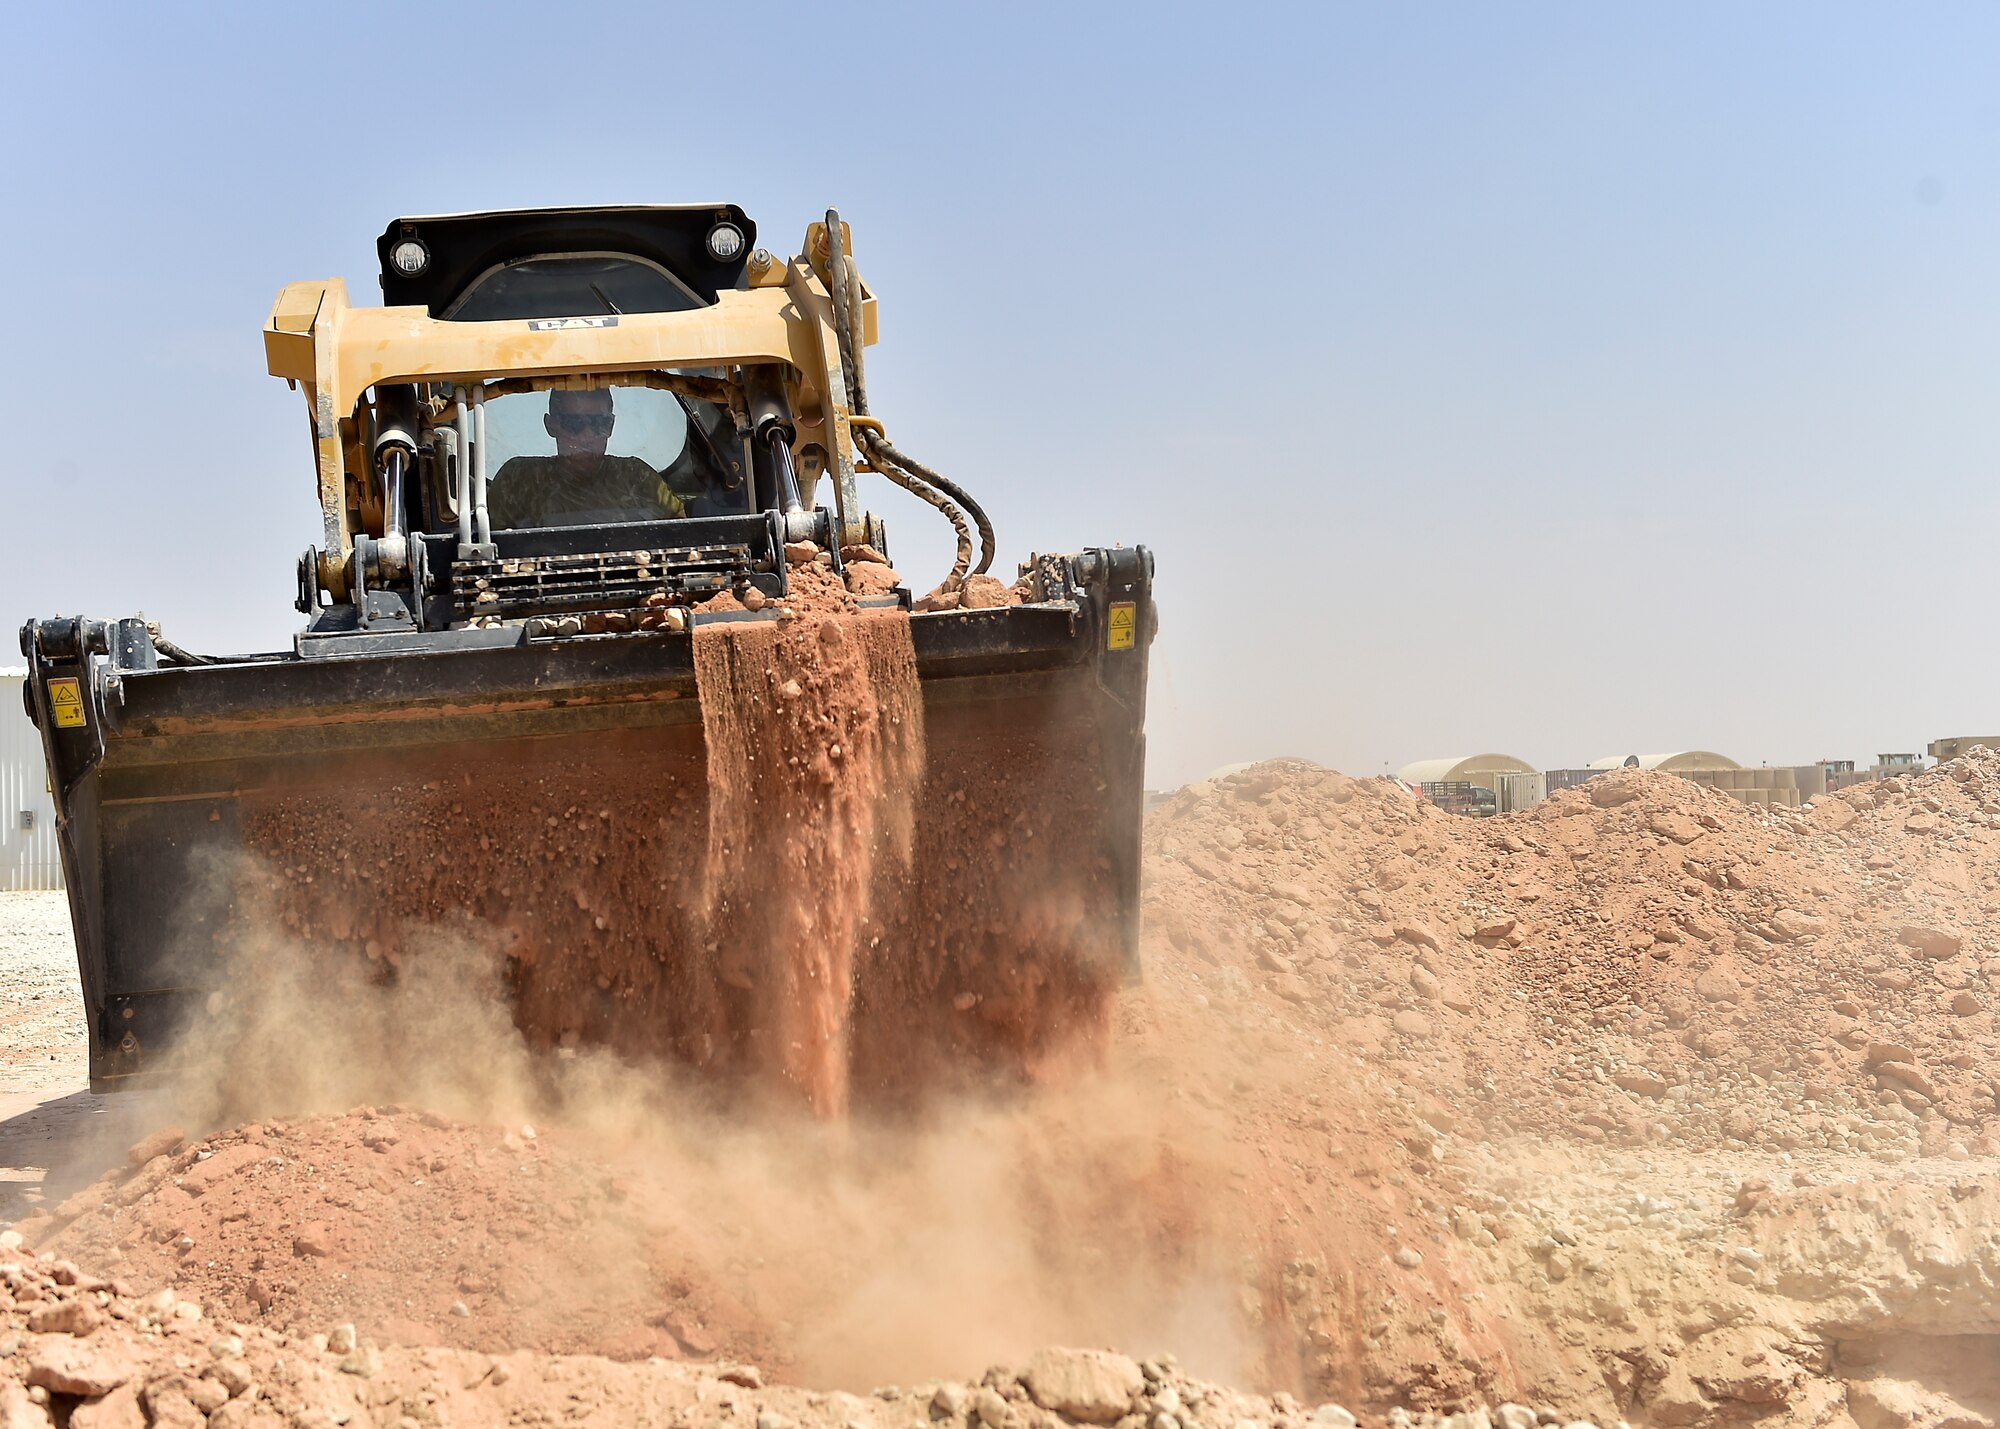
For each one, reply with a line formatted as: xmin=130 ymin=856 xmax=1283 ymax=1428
xmin=486 ymin=455 xmax=686 ymax=529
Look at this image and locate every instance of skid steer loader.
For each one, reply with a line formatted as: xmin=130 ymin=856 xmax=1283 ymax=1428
xmin=21 ymin=205 xmax=1154 ymax=1098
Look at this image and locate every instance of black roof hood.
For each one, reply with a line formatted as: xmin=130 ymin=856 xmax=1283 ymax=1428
xmin=376 ymin=204 xmax=756 ymax=317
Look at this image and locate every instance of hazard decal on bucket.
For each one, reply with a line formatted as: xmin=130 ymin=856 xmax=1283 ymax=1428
xmin=48 ymin=678 xmax=85 ymax=728
xmin=1107 ymin=602 xmax=1136 ymax=651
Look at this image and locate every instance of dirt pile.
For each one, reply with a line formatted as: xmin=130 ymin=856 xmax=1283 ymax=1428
xmin=1127 ymin=749 xmax=2000 ymax=1423
xmin=22 ymin=748 xmax=2000 ymax=1425
xmin=1144 ymin=750 xmax=2000 ymax=1158
xmin=15 ymin=1110 xmax=767 ymax=1365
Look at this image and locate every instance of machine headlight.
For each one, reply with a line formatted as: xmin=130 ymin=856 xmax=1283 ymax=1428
xmin=705 ymin=222 xmax=745 ymax=262
xmin=389 ymin=238 xmax=430 ymax=276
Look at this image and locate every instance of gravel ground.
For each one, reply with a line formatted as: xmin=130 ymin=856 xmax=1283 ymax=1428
xmin=0 ymin=890 xmax=161 ymax=1222
xmin=0 ymin=892 xmax=83 ymax=1090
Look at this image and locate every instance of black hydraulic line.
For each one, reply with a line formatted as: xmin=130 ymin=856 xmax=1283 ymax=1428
xmin=858 ymin=429 xmax=996 ymax=577
xmin=153 ymin=636 xmax=217 ymax=667
xmin=867 ymin=444 xmax=973 ymax=583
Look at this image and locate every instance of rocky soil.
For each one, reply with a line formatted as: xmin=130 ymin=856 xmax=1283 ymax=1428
xmin=10 ymin=748 xmax=2000 ymax=1426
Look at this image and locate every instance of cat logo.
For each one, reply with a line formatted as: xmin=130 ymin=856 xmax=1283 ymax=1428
xmin=48 ymin=678 xmax=86 ymax=728
xmin=527 ymin=316 xmax=619 ymax=331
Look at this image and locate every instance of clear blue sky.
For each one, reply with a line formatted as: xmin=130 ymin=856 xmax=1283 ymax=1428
xmin=3 ymin=4 xmax=1996 ymax=785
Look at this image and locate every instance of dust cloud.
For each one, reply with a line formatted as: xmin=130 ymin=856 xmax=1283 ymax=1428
xmin=140 ymin=870 xmax=1256 ymax=1391
xmin=694 ymin=612 xmax=925 ymax=1117
xmin=94 ymin=605 xmax=1251 ymax=1392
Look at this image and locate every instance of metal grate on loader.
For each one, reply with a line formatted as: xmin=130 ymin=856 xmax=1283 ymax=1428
xmin=452 ymin=543 xmax=758 ymax=623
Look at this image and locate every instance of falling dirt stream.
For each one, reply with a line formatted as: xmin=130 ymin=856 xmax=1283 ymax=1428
xmin=693 ymin=611 xmax=926 ymax=1117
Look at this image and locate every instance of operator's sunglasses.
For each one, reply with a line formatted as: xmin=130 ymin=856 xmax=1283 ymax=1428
xmin=553 ymin=413 xmax=615 ymax=436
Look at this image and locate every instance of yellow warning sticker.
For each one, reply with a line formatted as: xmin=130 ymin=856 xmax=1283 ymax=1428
xmin=48 ymin=678 xmax=85 ymax=728
xmin=1107 ymin=602 xmax=1137 ymax=651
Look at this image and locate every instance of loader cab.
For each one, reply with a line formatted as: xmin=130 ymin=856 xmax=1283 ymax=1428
xmin=289 ymin=202 xmax=852 ymax=645
xmin=375 ymin=205 xmax=764 ymax=536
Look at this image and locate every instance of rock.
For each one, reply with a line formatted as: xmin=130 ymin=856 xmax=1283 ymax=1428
xmin=783 ymin=541 xmax=820 ymax=565
xmin=25 ymin=1338 xmax=139 ymax=1397
xmin=206 ymin=1357 xmax=255 ymax=1399
xmin=1649 ymin=812 xmax=1704 ymax=844
xmin=933 ymin=1383 xmax=970 ymax=1417
xmin=1590 ymin=778 xmax=1639 ymax=807
xmin=1410 ymin=966 xmax=1442 ymax=1000
xmin=1694 ymin=969 xmax=1741 ymax=1004
xmin=1642 ymin=1362 xmax=1713 ymax=1426
xmin=1864 ymin=1041 xmax=1916 ymax=1068
xmin=973 ymin=1386 xmax=1013 ymax=1428
xmin=69 ymin=1383 xmax=142 ymax=1429
xmin=179 ymin=1142 xmax=270 ymax=1197
xmin=1813 ymin=800 xmax=1858 ymax=832
xmin=1474 ymin=918 xmax=1517 ymax=941
xmin=126 ymin=1126 xmax=184 ymax=1165
xmin=1952 ymin=990 xmax=1984 ymax=1016
xmin=1312 ymin=1408 xmax=1359 ymax=1429
xmin=1395 ymin=924 xmax=1442 ymax=951
xmin=1848 ymin=1376 xmax=1992 ymax=1429
xmin=0 ymin=1381 xmax=54 ymax=1429
xmin=1899 ymin=926 xmax=1963 ymax=959
xmin=26 ymin=1298 xmax=100 ymax=1336
xmin=719 ymin=1365 xmax=764 ymax=1389
xmin=1493 ymin=1407 xmax=1535 ymax=1429
xmin=842 ymin=544 xmax=891 ymax=565
xmin=659 ymin=1312 xmax=717 ymax=1356
xmin=959 ymin=575 xmax=1014 ymax=610
xmin=1023 ymin=1348 xmax=1145 ymax=1424
xmin=1393 ymin=1247 xmax=1423 ymax=1268
xmin=1612 ymin=1070 xmax=1668 ymax=1099
xmin=1769 ymin=909 xmax=1827 ymax=941
xmin=1392 ymin=1010 xmax=1432 ymax=1038
xmin=337 ymin=1343 xmax=380 ymax=1378
xmin=845 ymin=563 xmax=902 ymax=597
xmin=740 ymin=586 xmax=769 ymax=612
xmin=327 ymin=1323 xmax=357 ymax=1354
xmin=184 ymin=1378 xmax=229 ymax=1414
xmin=1875 ymin=1061 xmax=1937 ymax=1100
xmin=139 ymin=1388 xmax=205 ymax=1429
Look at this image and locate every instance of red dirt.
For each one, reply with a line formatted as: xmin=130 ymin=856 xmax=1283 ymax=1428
xmin=26 ymin=1109 xmax=770 ymax=1365
xmin=693 ymin=611 xmax=925 ymax=1115
xmin=32 ymin=742 xmax=2000 ymax=1425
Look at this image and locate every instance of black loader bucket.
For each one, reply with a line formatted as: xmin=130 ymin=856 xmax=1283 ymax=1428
xmin=21 ymin=546 xmax=1153 ymax=1106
